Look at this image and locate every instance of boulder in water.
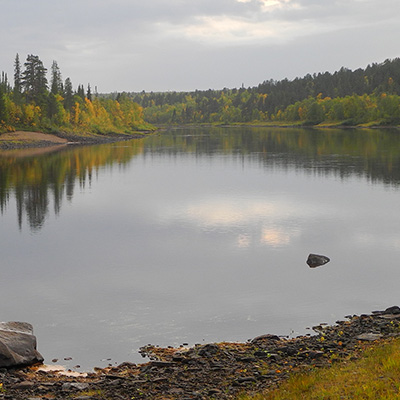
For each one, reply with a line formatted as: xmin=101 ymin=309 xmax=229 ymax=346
xmin=306 ymin=254 xmax=330 ymax=268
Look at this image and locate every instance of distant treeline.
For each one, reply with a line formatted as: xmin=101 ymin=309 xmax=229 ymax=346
xmin=0 ymin=54 xmax=151 ymax=134
xmin=106 ymin=57 xmax=400 ymax=125
xmin=2 ymin=55 xmax=400 ymax=131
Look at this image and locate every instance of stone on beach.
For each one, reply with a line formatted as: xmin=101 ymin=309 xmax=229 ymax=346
xmin=0 ymin=322 xmax=43 ymax=368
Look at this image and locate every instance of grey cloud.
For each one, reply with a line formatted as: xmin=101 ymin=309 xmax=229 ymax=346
xmin=1 ymin=0 xmax=400 ymax=92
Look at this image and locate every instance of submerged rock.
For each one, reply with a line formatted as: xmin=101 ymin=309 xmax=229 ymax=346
xmin=306 ymin=253 xmax=330 ymax=268
xmin=0 ymin=322 xmax=43 ymax=368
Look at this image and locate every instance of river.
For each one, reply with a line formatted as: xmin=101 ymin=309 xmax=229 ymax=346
xmin=1 ymin=126 xmax=399 ymax=370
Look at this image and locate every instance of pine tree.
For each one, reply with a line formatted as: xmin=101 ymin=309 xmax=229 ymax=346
xmin=87 ymin=84 xmax=92 ymax=101
xmin=0 ymin=72 xmax=9 ymax=92
xmin=13 ymin=53 xmax=22 ymax=103
xmin=63 ymin=77 xmax=74 ymax=110
xmin=50 ymin=60 xmax=63 ymax=95
xmin=0 ymin=84 xmax=7 ymax=124
xmin=21 ymin=54 xmax=48 ymax=104
xmin=77 ymin=84 xmax=85 ymax=100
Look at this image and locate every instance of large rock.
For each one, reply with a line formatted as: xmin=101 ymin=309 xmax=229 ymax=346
xmin=306 ymin=253 xmax=330 ymax=268
xmin=0 ymin=322 xmax=43 ymax=368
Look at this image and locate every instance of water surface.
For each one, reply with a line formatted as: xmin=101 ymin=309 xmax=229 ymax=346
xmin=1 ymin=127 xmax=400 ymax=370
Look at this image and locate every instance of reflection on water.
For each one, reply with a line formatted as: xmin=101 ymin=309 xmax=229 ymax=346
xmin=2 ymin=127 xmax=400 ymax=231
xmin=0 ymin=140 xmax=145 ymax=230
xmin=1 ymin=127 xmax=400 ymax=370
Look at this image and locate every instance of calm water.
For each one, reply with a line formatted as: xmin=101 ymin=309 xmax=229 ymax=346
xmin=1 ymin=126 xmax=400 ymax=370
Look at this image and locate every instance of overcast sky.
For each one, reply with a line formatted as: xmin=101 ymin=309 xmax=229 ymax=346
xmin=1 ymin=0 xmax=400 ymax=93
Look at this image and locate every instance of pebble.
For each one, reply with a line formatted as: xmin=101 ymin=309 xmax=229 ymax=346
xmin=12 ymin=381 xmax=35 ymax=390
xmin=62 ymin=382 xmax=89 ymax=391
xmin=356 ymin=333 xmax=383 ymax=341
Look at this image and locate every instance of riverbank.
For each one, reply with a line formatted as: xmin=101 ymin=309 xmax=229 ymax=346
xmin=157 ymin=121 xmax=400 ymax=130
xmin=2 ymin=307 xmax=400 ymax=399
xmin=1 ymin=124 xmax=399 ymax=153
xmin=0 ymin=130 xmax=149 ymax=151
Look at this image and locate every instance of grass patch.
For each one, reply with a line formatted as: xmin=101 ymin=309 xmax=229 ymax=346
xmin=72 ymin=389 xmax=105 ymax=398
xmin=240 ymin=338 xmax=400 ymax=400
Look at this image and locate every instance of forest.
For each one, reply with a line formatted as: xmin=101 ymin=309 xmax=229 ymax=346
xmin=2 ymin=55 xmax=400 ymax=131
xmin=0 ymin=54 xmax=151 ymax=134
xmin=118 ymin=57 xmax=400 ymax=126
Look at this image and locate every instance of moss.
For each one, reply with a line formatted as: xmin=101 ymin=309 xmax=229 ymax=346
xmin=240 ymin=338 xmax=400 ymax=400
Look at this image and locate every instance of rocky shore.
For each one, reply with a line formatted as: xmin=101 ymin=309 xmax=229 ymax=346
xmin=1 ymin=307 xmax=400 ymax=399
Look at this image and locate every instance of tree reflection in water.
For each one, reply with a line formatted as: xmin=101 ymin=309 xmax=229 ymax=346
xmin=1 ymin=127 xmax=400 ymax=231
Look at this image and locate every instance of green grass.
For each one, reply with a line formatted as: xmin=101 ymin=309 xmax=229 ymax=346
xmin=239 ymin=338 xmax=400 ymax=400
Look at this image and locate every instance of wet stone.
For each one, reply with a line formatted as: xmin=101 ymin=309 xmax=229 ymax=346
xmin=306 ymin=253 xmax=330 ymax=268
xmin=384 ymin=306 xmax=400 ymax=315
xmin=62 ymin=382 xmax=89 ymax=391
xmin=12 ymin=381 xmax=35 ymax=390
xmin=251 ymin=334 xmax=281 ymax=343
xmin=356 ymin=333 xmax=383 ymax=341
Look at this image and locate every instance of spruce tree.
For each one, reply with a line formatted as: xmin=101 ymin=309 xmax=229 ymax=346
xmin=64 ymin=77 xmax=73 ymax=110
xmin=87 ymin=84 xmax=92 ymax=101
xmin=77 ymin=84 xmax=85 ymax=100
xmin=50 ymin=60 xmax=63 ymax=95
xmin=21 ymin=54 xmax=48 ymax=104
xmin=0 ymin=84 xmax=6 ymax=124
xmin=13 ymin=53 xmax=22 ymax=103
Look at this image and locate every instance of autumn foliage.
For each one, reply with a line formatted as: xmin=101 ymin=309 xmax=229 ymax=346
xmin=0 ymin=54 xmax=151 ymax=134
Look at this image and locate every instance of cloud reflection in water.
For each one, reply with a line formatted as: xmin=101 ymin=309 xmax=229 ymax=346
xmin=161 ymin=197 xmax=308 ymax=248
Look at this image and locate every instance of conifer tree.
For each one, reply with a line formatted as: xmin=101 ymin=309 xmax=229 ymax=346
xmin=0 ymin=84 xmax=7 ymax=123
xmin=13 ymin=54 xmax=22 ymax=100
xmin=50 ymin=60 xmax=63 ymax=95
xmin=77 ymin=84 xmax=85 ymax=100
xmin=21 ymin=54 xmax=48 ymax=104
xmin=64 ymin=77 xmax=74 ymax=110
xmin=87 ymin=84 xmax=92 ymax=101
xmin=13 ymin=54 xmax=22 ymax=104
xmin=0 ymin=72 xmax=9 ymax=92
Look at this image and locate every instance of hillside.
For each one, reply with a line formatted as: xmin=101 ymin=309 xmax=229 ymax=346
xmin=115 ymin=57 xmax=400 ymax=126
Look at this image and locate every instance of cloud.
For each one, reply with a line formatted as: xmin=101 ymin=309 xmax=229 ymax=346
xmin=1 ymin=0 xmax=400 ymax=91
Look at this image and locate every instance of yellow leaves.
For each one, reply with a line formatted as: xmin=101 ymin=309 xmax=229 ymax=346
xmin=298 ymin=106 xmax=307 ymax=120
xmin=72 ymin=102 xmax=81 ymax=125
xmin=22 ymin=104 xmax=41 ymax=126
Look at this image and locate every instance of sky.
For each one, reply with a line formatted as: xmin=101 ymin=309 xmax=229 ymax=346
xmin=1 ymin=0 xmax=400 ymax=93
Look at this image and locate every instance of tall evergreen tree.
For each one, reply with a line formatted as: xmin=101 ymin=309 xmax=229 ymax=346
xmin=0 ymin=72 xmax=9 ymax=91
xmin=0 ymin=84 xmax=7 ymax=123
xmin=77 ymin=84 xmax=85 ymax=100
xmin=86 ymin=84 xmax=92 ymax=101
xmin=21 ymin=54 xmax=48 ymax=104
xmin=13 ymin=53 xmax=22 ymax=103
xmin=50 ymin=60 xmax=63 ymax=95
xmin=63 ymin=77 xmax=74 ymax=110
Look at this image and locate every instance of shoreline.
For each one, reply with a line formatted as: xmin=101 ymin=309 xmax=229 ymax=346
xmin=155 ymin=122 xmax=400 ymax=130
xmin=0 ymin=130 xmax=149 ymax=152
xmin=1 ymin=123 xmax=399 ymax=153
xmin=2 ymin=307 xmax=400 ymax=399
